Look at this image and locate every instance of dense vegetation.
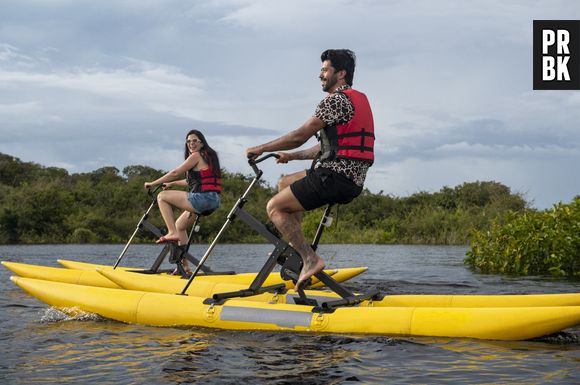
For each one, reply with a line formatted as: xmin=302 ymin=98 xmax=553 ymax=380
xmin=0 ymin=152 xmax=528 ymax=246
xmin=465 ymin=198 xmax=580 ymax=277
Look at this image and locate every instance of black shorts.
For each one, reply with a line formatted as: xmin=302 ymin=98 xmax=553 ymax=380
xmin=290 ymin=167 xmax=363 ymax=211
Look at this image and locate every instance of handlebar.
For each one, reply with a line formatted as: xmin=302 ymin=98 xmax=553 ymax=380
xmin=247 ymin=153 xmax=280 ymax=176
xmin=147 ymin=184 xmax=164 ymax=198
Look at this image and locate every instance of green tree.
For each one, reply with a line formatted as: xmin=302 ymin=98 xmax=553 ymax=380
xmin=0 ymin=151 xmax=532 ymax=248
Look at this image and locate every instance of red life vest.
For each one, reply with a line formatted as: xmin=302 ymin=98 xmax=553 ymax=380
xmin=187 ymin=168 xmax=222 ymax=193
xmin=318 ymin=88 xmax=375 ymax=163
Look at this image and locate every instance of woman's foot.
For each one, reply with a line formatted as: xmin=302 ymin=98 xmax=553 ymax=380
xmin=171 ymin=265 xmax=192 ymax=276
xmin=155 ymin=235 xmax=180 ymax=244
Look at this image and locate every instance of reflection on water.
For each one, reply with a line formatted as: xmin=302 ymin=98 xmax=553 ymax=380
xmin=0 ymin=244 xmax=579 ymax=384
xmin=160 ymin=333 xmax=399 ymax=384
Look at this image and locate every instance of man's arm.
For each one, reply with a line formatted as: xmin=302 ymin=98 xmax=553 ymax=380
xmin=276 ymin=144 xmax=321 ymax=163
xmin=246 ymin=116 xmax=325 ymax=158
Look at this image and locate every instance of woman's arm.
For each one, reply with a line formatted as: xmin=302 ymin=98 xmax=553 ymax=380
xmin=162 ymin=179 xmax=188 ymax=189
xmin=144 ymin=153 xmax=199 ymax=189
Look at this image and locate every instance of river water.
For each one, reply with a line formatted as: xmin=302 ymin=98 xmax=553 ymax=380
xmin=0 ymin=243 xmax=579 ymax=384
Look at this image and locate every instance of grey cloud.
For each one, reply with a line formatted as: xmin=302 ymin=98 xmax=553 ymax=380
xmin=374 ymin=116 xmax=579 ymax=166
xmin=1 ymin=0 xmax=580 ymax=209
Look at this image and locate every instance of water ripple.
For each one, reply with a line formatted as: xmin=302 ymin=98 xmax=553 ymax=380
xmin=1 ymin=244 xmax=579 ymax=384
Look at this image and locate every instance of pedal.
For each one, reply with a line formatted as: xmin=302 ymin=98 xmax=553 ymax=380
xmin=313 ymin=289 xmax=383 ymax=313
xmin=204 ymin=283 xmax=287 ymax=305
xmin=293 ymin=283 xmax=317 ymax=306
xmin=279 ymin=251 xmax=303 ymax=282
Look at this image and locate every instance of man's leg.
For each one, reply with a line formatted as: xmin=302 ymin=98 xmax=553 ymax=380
xmin=266 ymin=186 xmax=325 ymax=290
xmin=277 ymin=170 xmax=306 ymax=191
xmin=276 ymin=170 xmax=306 ymax=227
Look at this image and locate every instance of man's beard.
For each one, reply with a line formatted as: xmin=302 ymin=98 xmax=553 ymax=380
xmin=322 ymin=74 xmax=338 ymax=92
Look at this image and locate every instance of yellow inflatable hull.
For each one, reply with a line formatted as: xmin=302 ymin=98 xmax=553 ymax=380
xmin=2 ymin=261 xmax=366 ymax=290
xmin=6 ymin=261 xmax=580 ymax=309
xmin=95 ymin=268 xmax=580 ymax=308
xmin=10 ymin=276 xmax=580 ymax=341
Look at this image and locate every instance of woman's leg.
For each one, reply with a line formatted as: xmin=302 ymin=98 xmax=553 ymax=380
xmin=174 ymin=211 xmax=198 ymax=273
xmin=175 ymin=211 xmax=197 ymax=245
xmin=157 ymin=190 xmax=194 ymax=237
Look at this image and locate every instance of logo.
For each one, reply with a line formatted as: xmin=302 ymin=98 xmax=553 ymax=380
xmin=533 ymin=20 xmax=580 ymax=90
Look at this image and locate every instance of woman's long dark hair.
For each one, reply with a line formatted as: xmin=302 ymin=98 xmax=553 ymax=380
xmin=184 ymin=129 xmax=221 ymax=176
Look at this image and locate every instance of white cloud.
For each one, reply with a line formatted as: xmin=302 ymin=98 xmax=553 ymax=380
xmin=0 ymin=60 xmax=209 ymax=117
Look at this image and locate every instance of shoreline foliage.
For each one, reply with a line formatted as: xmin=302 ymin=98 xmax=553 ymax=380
xmin=1 ymin=152 xmax=529 ymax=248
xmin=465 ymin=198 xmax=580 ymax=277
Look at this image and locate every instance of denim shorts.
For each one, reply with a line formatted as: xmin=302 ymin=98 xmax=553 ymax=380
xmin=187 ymin=191 xmax=220 ymax=215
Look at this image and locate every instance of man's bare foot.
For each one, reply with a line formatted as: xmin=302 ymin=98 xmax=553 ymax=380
xmin=294 ymin=257 xmax=325 ymax=290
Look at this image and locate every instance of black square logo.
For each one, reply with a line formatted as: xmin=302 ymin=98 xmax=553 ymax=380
xmin=533 ymin=20 xmax=580 ymax=90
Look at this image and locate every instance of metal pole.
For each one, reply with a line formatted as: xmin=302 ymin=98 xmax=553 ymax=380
xmin=179 ymin=177 xmax=261 ymax=295
xmin=113 ymin=185 xmax=162 ymax=269
xmin=179 ymin=154 xmax=277 ymax=295
xmin=113 ymin=201 xmax=156 ymax=269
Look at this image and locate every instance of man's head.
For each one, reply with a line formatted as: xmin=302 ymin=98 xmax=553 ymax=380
xmin=320 ymin=49 xmax=356 ymax=88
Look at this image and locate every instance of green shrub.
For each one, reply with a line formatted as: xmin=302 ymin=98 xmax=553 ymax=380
xmin=0 ymin=152 xmax=531 ymax=245
xmin=465 ymin=198 xmax=580 ymax=277
xmin=69 ymin=228 xmax=98 ymax=243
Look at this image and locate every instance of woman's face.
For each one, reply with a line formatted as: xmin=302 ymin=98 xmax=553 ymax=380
xmin=186 ymin=134 xmax=203 ymax=153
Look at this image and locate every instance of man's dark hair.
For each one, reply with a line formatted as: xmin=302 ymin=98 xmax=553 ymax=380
xmin=321 ymin=49 xmax=356 ymax=86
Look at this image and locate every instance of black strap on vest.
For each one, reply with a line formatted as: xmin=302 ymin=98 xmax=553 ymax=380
xmin=336 ymin=127 xmax=374 ymax=153
xmin=200 ymin=175 xmax=221 ymax=187
xmin=187 ymin=170 xmax=221 ymax=192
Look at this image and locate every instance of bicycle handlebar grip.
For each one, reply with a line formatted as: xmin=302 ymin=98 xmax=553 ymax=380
xmin=147 ymin=184 xmax=163 ymax=198
xmin=247 ymin=153 xmax=280 ymax=175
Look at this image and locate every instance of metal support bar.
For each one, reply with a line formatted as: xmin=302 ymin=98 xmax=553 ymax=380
xmin=178 ymin=153 xmax=381 ymax=312
xmin=113 ymin=202 xmax=157 ymax=269
xmin=140 ymin=220 xmax=164 ymax=238
xmin=113 ymin=185 xmax=163 ymax=269
xmin=314 ymin=289 xmax=384 ymax=313
xmin=179 ymin=154 xmax=280 ymax=294
xmin=147 ymin=244 xmax=171 ymax=273
xmin=248 ymin=240 xmax=290 ymax=292
xmin=179 ymin=176 xmax=262 ymax=295
xmin=204 ymin=283 xmax=287 ymax=305
xmin=236 ymin=209 xmax=281 ymax=244
xmin=311 ymin=204 xmax=333 ymax=251
xmin=312 ymin=270 xmax=354 ymax=298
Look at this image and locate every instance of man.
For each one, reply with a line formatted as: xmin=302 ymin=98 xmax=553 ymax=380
xmin=246 ymin=49 xmax=375 ymax=289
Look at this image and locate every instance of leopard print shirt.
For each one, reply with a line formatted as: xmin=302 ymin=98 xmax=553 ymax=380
xmin=314 ymin=85 xmax=372 ymax=186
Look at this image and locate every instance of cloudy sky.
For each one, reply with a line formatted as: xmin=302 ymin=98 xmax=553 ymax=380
xmin=1 ymin=0 xmax=579 ymax=209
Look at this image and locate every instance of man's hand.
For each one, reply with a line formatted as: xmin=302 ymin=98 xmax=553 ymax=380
xmin=275 ymin=152 xmax=292 ymax=164
xmin=246 ymin=146 xmax=264 ymax=159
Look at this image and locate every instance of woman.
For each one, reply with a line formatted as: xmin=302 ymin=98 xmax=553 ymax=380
xmin=144 ymin=129 xmax=221 ymax=273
